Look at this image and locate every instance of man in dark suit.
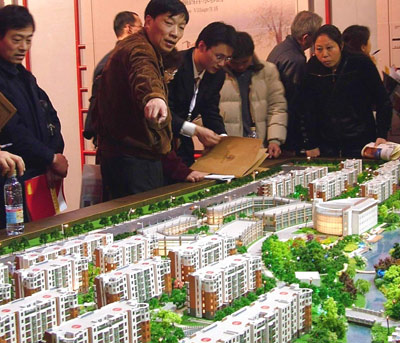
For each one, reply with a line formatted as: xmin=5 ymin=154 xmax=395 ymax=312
xmin=168 ymin=22 xmax=236 ymax=166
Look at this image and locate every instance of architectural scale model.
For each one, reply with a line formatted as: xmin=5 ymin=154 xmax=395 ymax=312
xmin=168 ymin=234 xmax=236 ymax=281
xmin=0 ymin=289 xmax=79 ymax=343
xmin=182 ymin=284 xmax=312 ymax=343
xmin=187 ymin=253 xmax=262 ymax=318
xmin=94 ymin=256 xmax=171 ymax=308
xmin=15 ymin=233 xmax=113 ymax=269
xmin=43 ymin=300 xmax=150 ymax=343
xmin=93 ymin=235 xmax=156 ymax=273
xmin=13 ymin=254 xmax=89 ymax=298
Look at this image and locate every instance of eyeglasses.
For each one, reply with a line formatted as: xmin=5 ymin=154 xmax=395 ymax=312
xmin=214 ymin=53 xmax=232 ymax=62
xmin=210 ymin=48 xmax=232 ymax=62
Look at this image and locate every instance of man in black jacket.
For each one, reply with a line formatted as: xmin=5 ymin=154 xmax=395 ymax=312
xmin=0 ymin=5 xmax=67 ymax=227
xmin=168 ymin=22 xmax=236 ymax=166
xmin=83 ymin=11 xmax=142 ymax=142
xmin=267 ymin=11 xmax=322 ymax=154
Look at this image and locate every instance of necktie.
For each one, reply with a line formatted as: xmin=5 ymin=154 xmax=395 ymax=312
xmin=187 ymin=77 xmax=200 ymax=121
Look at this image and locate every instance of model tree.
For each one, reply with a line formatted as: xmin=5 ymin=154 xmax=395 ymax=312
xmin=390 ymin=243 xmax=400 ymax=259
xmin=39 ymin=233 xmax=49 ymax=245
xmin=19 ymin=237 xmax=30 ymax=250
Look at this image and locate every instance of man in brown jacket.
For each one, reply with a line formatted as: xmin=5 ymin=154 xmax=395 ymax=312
xmin=94 ymin=0 xmax=189 ymax=200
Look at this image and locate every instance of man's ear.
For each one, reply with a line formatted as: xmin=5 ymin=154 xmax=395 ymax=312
xmin=144 ymin=14 xmax=153 ymax=29
xmin=197 ymin=40 xmax=208 ymax=52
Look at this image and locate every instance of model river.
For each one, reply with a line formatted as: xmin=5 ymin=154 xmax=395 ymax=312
xmin=347 ymin=228 xmax=400 ymax=342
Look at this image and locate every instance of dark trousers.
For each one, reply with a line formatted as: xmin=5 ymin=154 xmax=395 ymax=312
xmin=100 ymin=154 xmax=164 ymax=200
xmin=177 ymin=136 xmax=195 ymax=167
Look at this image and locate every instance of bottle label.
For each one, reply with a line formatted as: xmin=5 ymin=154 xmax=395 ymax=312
xmin=6 ymin=207 xmax=23 ymax=224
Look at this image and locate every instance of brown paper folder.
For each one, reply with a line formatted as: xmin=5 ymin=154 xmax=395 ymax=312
xmin=190 ymin=136 xmax=268 ymax=177
xmin=0 ymin=91 xmax=16 ymax=131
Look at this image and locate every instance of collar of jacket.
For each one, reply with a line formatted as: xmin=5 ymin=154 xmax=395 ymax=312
xmin=223 ymin=54 xmax=262 ymax=79
xmin=0 ymin=57 xmax=21 ymax=77
xmin=286 ymin=35 xmax=306 ymax=57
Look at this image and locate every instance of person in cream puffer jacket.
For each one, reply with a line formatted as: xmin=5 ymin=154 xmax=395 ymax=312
xmin=219 ymin=32 xmax=288 ymax=158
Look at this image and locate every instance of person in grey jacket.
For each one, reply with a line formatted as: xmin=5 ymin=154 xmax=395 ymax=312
xmin=219 ymin=32 xmax=287 ymax=158
xmin=267 ymin=11 xmax=322 ymax=154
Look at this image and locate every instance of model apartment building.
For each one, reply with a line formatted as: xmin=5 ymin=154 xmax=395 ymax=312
xmin=361 ymin=160 xmax=400 ymax=203
xmin=375 ymin=160 xmax=400 ymax=178
xmin=93 ymin=235 xmax=156 ymax=273
xmin=340 ymin=158 xmax=363 ymax=175
xmin=182 ymin=284 xmax=312 ymax=343
xmin=258 ymin=173 xmax=295 ymax=197
xmin=94 ymin=256 xmax=171 ymax=308
xmin=15 ymin=233 xmax=113 ymax=269
xmin=168 ymin=234 xmax=236 ymax=281
xmin=206 ymin=196 xmax=295 ymax=225
xmin=309 ymin=168 xmax=358 ymax=201
xmin=0 ymin=263 xmax=11 ymax=305
xmin=0 ymin=289 xmax=79 ymax=343
xmin=43 ymin=300 xmax=150 ymax=343
xmin=217 ymin=219 xmax=263 ymax=246
xmin=13 ymin=254 xmax=89 ymax=298
xmin=187 ymin=254 xmax=262 ymax=319
xmin=258 ymin=166 xmax=328 ymax=197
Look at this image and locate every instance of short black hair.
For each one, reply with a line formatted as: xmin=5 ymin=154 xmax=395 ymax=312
xmin=195 ymin=22 xmax=236 ymax=49
xmin=113 ymin=11 xmax=139 ymax=37
xmin=342 ymin=25 xmax=370 ymax=53
xmin=145 ymin=0 xmax=189 ymax=24
xmin=0 ymin=5 xmax=35 ymax=38
xmin=232 ymin=32 xmax=254 ymax=59
xmin=313 ymin=24 xmax=342 ymax=48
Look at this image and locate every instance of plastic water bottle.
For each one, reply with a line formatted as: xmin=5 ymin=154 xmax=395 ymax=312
xmin=248 ymin=126 xmax=258 ymax=139
xmin=4 ymin=171 xmax=24 ymax=235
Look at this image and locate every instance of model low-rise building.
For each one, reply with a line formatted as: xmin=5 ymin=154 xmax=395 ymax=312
xmin=94 ymin=256 xmax=171 ymax=308
xmin=15 ymin=233 xmax=113 ymax=269
xmin=0 ymin=288 xmax=78 ymax=343
xmin=13 ymin=254 xmax=89 ymax=298
xmin=295 ymin=271 xmax=321 ymax=286
xmin=168 ymin=234 xmax=236 ymax=282
xmin=94 ymin=235 xmax=156 ymax=273
xmin=206 ymin=196 xmax=295 ymax=225
xmin=313 ymin=197 xmax=378 ymax=236
xmin=217 ymin=219 xmax=263 ymax=246
xmin=182 ymin=284 xmax=312 ymax=343
xmin=255 ymin=202 xmax=312 ymax=232
xmin=138 ymin=215 xmax=198 ymax=236
xmin=43 ymin=300 xmax=150 ymax=343
xmin=187 ymin=254 xmax=262 ymax=319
